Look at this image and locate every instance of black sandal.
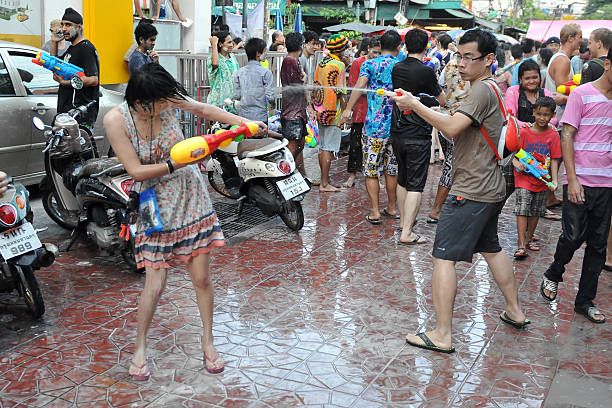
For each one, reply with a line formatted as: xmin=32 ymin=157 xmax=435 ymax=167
xmin=574 ymin=306 xmax=606 ymax=324
xmin=405 ymin=332 xmax=455 ymax=354
xmin=500 ymin=312 xmax=531 ymax=329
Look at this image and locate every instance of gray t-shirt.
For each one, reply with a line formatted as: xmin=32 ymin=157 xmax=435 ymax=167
xmin=453 ymin=80 xmax=506 ymax=203
xmin=299 ymin=54 xmax=314 ymax=84
xmin=128 ymin=50 xmax=154 ymax=75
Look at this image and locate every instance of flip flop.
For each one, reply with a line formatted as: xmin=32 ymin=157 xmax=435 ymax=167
xmin=406 ymin=332 xmax=455 ymax=354
xmin=366 ymin=215 xmax=382 ymax=225
xmin=526 ymin=241 xmax=540 ymax=251
xmin=514 ymin=248 xmax=528 ymax=259
xmin=382 ymin=208 xmax=400 ymax=219
xmin=574 ymin=306 xmax=606 ymax=324
xmin=426 ymin=217 xmax=439 ymax=224
xmin=204 ymin=352 xmax=225 ymax=374
xmin=543 ymin=210 xmax=562 ymax=221
xmin=546 ymin=202 xmax=562 ymax=209
xmin=398 ymin=234 xmax=427 ymax=245
xmin=500 ymin=311 xmax=531 ymax=329
xmin=603 ymin=264 xmax=612 ymax=272
xmin=129 ymin=357 xmax=150 ymax=381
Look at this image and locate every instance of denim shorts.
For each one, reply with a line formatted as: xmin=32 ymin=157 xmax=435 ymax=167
xmin=319 ymin=125 xmax=341 ymax=153
xmin=281 ymin=118 xmax=306 ymax=141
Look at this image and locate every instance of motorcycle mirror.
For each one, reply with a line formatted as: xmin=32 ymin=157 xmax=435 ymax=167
xmin=32 ymin=117 xmax=45 ymax=131
xmin=70 ymin=76 xmax=83 ymax=90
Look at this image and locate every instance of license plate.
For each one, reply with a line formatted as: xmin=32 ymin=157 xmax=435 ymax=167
xmin=276 ymin=173 xmax=310 ymax=200
xmin=0 ymin=222 xmax=42 ymax=260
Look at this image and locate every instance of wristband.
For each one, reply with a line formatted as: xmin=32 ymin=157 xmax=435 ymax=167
xmin=166 ymin=160 xmax=175 ymax=174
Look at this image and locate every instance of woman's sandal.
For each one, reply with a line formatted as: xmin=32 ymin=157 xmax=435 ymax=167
xmin=540 ymin=276 xmax=558 ymax=301
xmin=129 ymin=357 xmax=150 ymax=381
xmin=204 ymin=352 xmax=225 ymax=374
xmin=514 ymin=248 xmax=528 ymax=259
xmin=526 ymin=241 xmax=540 ymax=251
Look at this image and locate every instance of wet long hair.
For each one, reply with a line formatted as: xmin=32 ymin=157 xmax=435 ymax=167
xmin=125 ymin=63 xmax=187 ymax=110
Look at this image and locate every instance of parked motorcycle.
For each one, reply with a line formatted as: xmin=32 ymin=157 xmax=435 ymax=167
xmin=32 ymin=103 xmax=142 ymax=273
xmin=0 ymin=178 xmax=56 ymax=318
xmin=205 ymin=124 xmax=310 ymax=231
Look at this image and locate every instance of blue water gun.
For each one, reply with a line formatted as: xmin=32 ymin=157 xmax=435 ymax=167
xmin=515 ymin=149 xmax=555 ymax=188
xmin=32 ymin=51 xmax=85 ymax=89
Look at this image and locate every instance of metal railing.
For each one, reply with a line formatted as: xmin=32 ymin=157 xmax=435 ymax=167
xmin=173 ymin=51 xmax=325 ymax=137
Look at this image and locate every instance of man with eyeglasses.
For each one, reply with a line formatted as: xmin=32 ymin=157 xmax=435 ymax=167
xmin=392 ymin=28 xmax=529 ymax=353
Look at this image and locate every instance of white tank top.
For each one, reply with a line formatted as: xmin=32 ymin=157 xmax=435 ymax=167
xmin=544 ymin=51 xmax=574 ymax=125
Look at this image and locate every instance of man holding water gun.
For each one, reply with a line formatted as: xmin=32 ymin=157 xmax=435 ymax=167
xmin=51 ymin=8 xmax=100 ymax=128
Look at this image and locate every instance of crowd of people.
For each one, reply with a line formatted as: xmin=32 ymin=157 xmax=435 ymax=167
xmin=7 ymin=8 xmax=609 ymax=377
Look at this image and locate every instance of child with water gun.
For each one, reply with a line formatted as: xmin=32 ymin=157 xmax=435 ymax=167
xmin=512 ymin=96 xmax=561 ymax=259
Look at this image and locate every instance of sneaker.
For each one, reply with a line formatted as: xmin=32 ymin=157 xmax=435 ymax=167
xmin=181 ymin=17 xmax=193 ymax=28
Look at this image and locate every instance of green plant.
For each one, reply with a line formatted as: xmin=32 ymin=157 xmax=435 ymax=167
xmin=320 ymin=8 xmax=358 ymax=24
xmin=282 ymin=4 xmax=309 ymax=33
xmin=583 ymin=0 xmax=612 ymax=19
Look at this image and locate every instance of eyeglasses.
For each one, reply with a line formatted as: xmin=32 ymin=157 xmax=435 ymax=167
xmin=454 ymin=53 xmax=487 ymax=63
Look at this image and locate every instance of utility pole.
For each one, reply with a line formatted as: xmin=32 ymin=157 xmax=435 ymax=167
xmin=264 ymin=0 xmax=270 ymax=40
xmin=242 ymin=0 xmax=248 ymax=38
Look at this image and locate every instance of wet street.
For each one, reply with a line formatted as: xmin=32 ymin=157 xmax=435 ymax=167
xmin=0 ymin=154 xmax=610 ymax=407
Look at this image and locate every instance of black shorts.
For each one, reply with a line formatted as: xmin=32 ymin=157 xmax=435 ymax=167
xmin=432 ymin=196 xmax=504 ymax=262
xmin=281 ymin=118 xmax=306 ymax=141
xmin=392 ymin=139 xmax=431 ymax=192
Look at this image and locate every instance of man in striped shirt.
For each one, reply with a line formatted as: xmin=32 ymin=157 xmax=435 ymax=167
xmin=540 ymin=47 xmax=612 ymax=324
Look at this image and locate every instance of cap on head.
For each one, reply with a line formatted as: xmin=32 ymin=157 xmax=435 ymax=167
xmin=545 ymin=36 xmax=560 ymax=45
xmin=62 ymin=8 xmax=83 ymax=25
xmin=327 ymin=34 xmax=349 ymax=53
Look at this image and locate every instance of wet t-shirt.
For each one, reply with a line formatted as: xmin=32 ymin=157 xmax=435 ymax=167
xmin=514 ymin=127 xmax=562 ymax=192
xmin=452 ymin=79 xmax=506 ymax=203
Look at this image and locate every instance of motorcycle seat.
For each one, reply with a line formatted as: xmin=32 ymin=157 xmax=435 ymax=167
xmin=237 ymin=138 xmax=283 ymax=160
xmin=80 ymin=158 xmax=125 ymax=178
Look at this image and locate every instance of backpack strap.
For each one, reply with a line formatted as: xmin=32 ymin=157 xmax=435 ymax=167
xmin=479 ymin=80 xmax=506 ymax=162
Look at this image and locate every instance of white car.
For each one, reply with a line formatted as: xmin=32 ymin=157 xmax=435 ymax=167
xmin=0 ymin=40 xmax=124 ymax=186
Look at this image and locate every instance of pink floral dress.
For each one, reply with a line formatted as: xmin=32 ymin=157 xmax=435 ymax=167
xmin=119 ymin=102 xmax=225 ymax=269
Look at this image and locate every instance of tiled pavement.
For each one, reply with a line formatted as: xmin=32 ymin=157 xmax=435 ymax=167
xmin=0 ymin=155 xmax=610 ymax=407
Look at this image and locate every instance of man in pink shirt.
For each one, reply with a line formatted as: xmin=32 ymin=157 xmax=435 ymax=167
xmin=540 ymin=48 xmax=612 ymax=324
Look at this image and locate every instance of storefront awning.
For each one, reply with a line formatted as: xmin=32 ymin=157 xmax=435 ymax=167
xmin=445 ymin=9 xmax=473 ymax=19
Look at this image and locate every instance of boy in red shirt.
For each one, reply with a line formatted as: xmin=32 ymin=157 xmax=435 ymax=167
xmin=513 ymin=96 xmax=561 ymax=259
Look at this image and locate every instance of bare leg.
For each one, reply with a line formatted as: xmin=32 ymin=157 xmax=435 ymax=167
xmin=406 ymin=257 xmax=456 ymax=349
xmin=171 ymin=0 xmax=186 ymax=21
xmin=365 ymin=176 xmax=380 ymax=219
xmin=606 ymin=216 xmax=612 ymax=268
xmin=288 ymin=139 xmax=306 ymax=177
xmin=187 ymin=253 xmax=224 ymax=371
xmin=130 ymin=267 xmax=168 ymax=375
xmin=396 ymin=185 xmax=407 ymax=229
xmin=384 ymin=172 xmax=398 ymax=216
xmin=525 ymin=216 xmax=540 ymax=243
xmin=399 ymin=192 xmax=423 ymax=243
xmin=516 ymin=215 xmax=528 ymax=249
xmin=482 ymin=251 xmax=526 ymax=323
xmin=318 ymin=150 xmax=339 ymax=192
xmin=428 ymin=185 xmax=450 ymax=220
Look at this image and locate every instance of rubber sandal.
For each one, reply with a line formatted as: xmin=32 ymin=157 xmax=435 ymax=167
xmin=382 ymin=208 xmax=400 ymax=219
xmin=129 ymin=357 xmax=150 ymax=381
xmin=540 ymin=276 xmax=558 ymax=301
xmin=426 ymin=217 xmax=439 ymax=224
xmin=526 ymin=241 xmax=540 ymax=251
xmin=546 ymin=201 xmax=562 ymax=209
xmin=204 ymin=352 xmax=225 ymax=374
xmin=543 ymin=209 xmax=562 ymax=221
xmin=405 ymin=332 xmax=455 ymax=354
xmin=603 ymin=264 xmax=612 ymax=272
xmin=574 ymin=306 xmax=606 ymax=324
xmin=514 ymin=248 xmax=528 ymax=259
xmin=500 ymin=311 xmax=531 ymax=329
xmin=366 ymin=215 xmax=382 ymax=225
xmin=398 ymin=234 xmax=427 ymax=245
